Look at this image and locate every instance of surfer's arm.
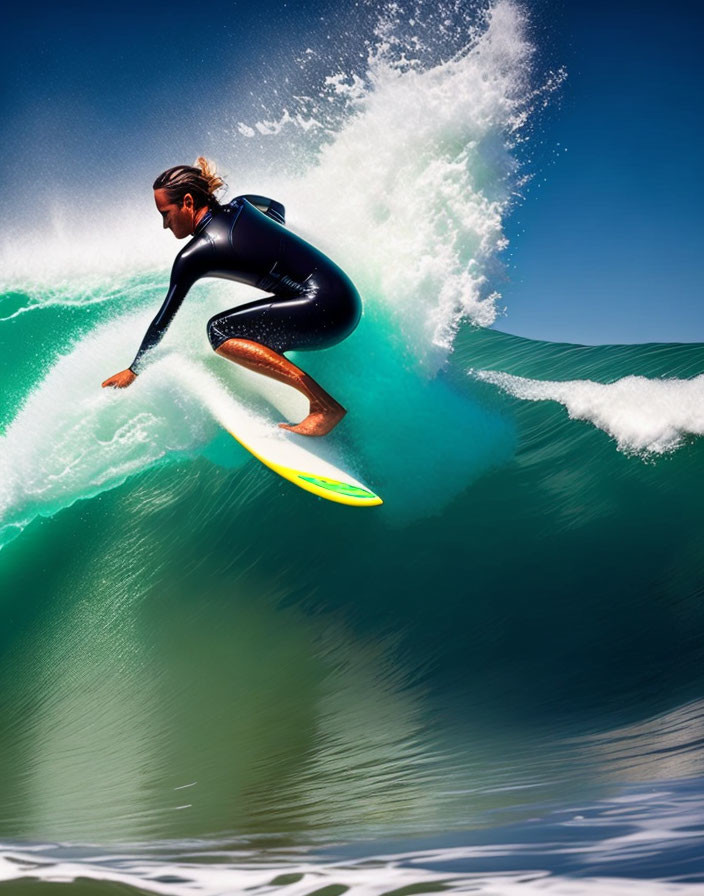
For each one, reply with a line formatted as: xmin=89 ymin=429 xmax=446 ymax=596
xmin=128 ymin=253 xmax=200 ymax=375
xmin=237 ymin=194 xmax=286 ymax=225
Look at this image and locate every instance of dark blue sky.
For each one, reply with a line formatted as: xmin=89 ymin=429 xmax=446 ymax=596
xmin=501 ymin=0 xmax=704 ymax=344
xmin=1 ymin=0 xmax=327 ymax=191
xmin=3 ymin=0 xmax=703 ymax=345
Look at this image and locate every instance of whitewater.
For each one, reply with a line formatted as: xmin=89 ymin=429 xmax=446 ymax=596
xmin=2 ymin=1 xmax=704 ymax=894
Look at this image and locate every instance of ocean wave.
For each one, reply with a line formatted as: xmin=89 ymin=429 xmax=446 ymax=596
xmin=473 ymin=368 xmax=704 ymax=455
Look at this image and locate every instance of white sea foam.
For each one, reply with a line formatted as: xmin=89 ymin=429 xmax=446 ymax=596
xmin=474 ymin=369 xmax=704 ymax=455
xmin=0 ymin=198 xmax=177 ymax=288
xmin=0 ymin=299 xmax=263 ymax=546
xmin=274 ymin=0 xmax=564 ymax=367
xmin=0 ymin=849 xmax=701 ymax=896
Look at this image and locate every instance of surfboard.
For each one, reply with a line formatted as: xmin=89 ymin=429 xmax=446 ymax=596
xmin=180 ymin=363 xmax=383 ymax=507
xmin=222 ymin=423 xmax=383 ymax=506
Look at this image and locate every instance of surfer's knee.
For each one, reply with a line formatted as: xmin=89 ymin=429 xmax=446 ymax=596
xmin=206 ymin=315 xmax=227 ymax=351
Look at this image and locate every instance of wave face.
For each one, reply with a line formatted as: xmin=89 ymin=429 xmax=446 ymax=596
xmin=2 ymin=1 xmax=704 ymax=893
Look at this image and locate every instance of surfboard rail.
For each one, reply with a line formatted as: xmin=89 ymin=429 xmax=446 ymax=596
xmin=225 ymin=427 xmax=383 ymax=507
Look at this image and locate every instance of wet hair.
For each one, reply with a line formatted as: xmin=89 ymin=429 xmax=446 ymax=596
xmin=153 ymin=157 xmax=226 ymax=210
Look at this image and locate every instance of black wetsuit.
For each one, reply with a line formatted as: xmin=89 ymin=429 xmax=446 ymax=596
xmin=129 ymin=195 xmax=362 ymax=374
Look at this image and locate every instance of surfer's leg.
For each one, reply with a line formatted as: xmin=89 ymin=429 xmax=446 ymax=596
xmin=212 ymin=338 xmax=346 ymax=437
xmin=207 ymin=294 xmax=347 ymax=436
xmin=207 ymin=280 xmax=360 ymax=437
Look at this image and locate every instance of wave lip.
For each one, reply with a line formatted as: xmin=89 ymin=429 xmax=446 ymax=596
xmin=241 ymin=0 xmax=565 ymax=369
xmin=474 ymin=368 xmax=704 ymax=455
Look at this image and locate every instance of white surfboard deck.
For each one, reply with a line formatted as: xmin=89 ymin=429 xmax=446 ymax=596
xmin=178 ymin=362 xmax=383 ymax=507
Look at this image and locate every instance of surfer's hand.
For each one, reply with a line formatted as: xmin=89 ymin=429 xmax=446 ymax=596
xmin=102 ymin=369 xmax=137 ymax=389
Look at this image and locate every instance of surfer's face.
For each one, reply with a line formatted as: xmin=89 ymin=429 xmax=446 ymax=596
xmin=154 ymin=188 xmax=196 ymax=239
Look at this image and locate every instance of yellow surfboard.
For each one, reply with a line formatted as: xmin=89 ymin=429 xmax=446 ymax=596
xmin=223 ymin=426 xmax=383 ymax=506
xmin=181 ymin=362 xmax=382 ymax=507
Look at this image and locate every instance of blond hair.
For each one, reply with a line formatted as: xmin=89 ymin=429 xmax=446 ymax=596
xmin=153 ymin=157 xmax=226 ymax=209
xmin=193 ymin=156 xmax=225 ymax=195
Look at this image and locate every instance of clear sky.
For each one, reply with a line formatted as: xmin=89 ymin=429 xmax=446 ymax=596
xmin=500 ymin=0 xmax=704 ymax=344
xmin=2 ymin=0 xmax=703 ymax=346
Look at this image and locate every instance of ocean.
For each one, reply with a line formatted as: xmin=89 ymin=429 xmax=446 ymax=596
xmin=2 ymin=1 xmax=704 ymax=892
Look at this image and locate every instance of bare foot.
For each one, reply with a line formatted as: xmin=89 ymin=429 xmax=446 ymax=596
xmin=279 ymin=399 xmax=346 ymax=437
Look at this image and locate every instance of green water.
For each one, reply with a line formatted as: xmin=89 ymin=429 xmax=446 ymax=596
xmin=2 ymin=300 xmax=704 ymax=848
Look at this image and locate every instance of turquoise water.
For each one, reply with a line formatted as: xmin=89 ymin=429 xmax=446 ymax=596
xmin=2 ymin=1 xmax=704 ymax=890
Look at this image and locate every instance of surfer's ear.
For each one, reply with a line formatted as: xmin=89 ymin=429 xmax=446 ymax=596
xmin=181 ymin=192 xmax=195 ymax=210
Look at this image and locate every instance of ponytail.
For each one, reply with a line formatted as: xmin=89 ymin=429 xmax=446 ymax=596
xmin=153 ymin=157 xmax=226 ymax=210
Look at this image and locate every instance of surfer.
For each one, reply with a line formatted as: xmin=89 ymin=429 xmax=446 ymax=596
xmin=102 ymin=158 xmax=361 ymax=436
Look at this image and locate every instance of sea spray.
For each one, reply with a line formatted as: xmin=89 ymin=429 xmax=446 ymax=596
xmin=254 ymin=0 xmax=565 ymax=365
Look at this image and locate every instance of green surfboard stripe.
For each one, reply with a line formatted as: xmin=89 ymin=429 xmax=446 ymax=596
xmin=297 ymin=474 xmax=378 ymax=499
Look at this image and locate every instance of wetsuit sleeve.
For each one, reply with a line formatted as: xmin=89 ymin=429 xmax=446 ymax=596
xmin=129 ymin=252 xmax=200 ymax=374
xmin=237 ymin=195 xmax=286 ymax=225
